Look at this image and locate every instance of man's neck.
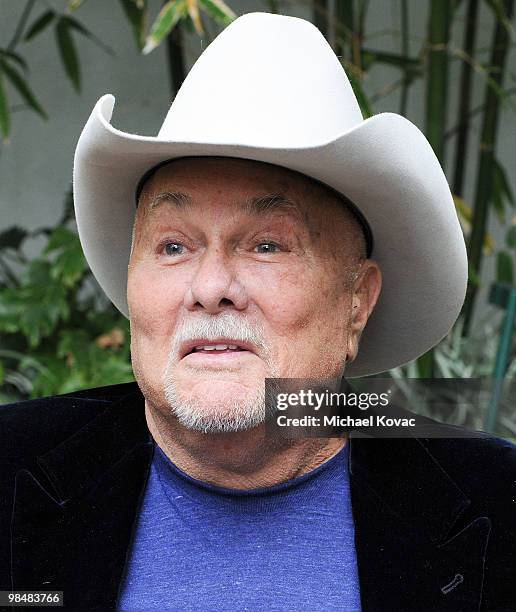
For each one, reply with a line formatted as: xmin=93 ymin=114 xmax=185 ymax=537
xmin=144 ymin=400 xmax=347 ymax=490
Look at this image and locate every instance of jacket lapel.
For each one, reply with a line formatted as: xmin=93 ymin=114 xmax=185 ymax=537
xmin=11 ymin=386 xmax=492 ymax=612
xmin=349 ymin=435 xmax=491 ymax=611
xmin=11 ymin=388 xmax=153 ymax=612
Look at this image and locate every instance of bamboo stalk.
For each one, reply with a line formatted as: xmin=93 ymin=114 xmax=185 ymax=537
xmin=334 ymin=0 xmax=354 ymax=59
xmin=399 ymin=0 xmax=409 ymax=116
xmin=313 ymin=0 xmax=329 ymax=39
xmin=354 ymin=0 xmax=368 ymax=71
xmin=7 ymin=0 xmax=36 ymax=51
xmin=452 ymin=0 xmax=479 ymax=197
xmin=419 ymin=0 xmax=451 ymax=376
xmin=462 ymin=0 xmax=515 ymax=334
xmin=165 ymin=23 xmax=186 ymax=99
xmin=425 ymin=0 xmax=451 ymax=165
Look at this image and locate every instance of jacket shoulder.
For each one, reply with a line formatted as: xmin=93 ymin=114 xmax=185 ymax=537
xmin=1 ymin=382 xmax=140 ymax=466
xmin=420 ymin=431 xmax=516 ymax=493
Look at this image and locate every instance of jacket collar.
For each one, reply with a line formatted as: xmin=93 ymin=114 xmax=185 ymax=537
xmin=11 ymin=383 xmax=490 ymax=611
xmin=35 ymin=385 xmax=151 ymax=504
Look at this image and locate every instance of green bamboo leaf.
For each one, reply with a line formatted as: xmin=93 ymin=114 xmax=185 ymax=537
xmin=68 ymin=0 xmax=87 ymax=10
xmin=491 ymin=158 xmax=515 ymax=222
xmin=24 ymin=10 xmax=56 ymax=41
xmin=484 ymin=0 xmax=516 ymax=37
xmin=0 ymin=50 xmax=28 ymax=73
xmin=453 ymin=195 xmax=495 ymax=253
xmin=55 ymin=18 xmax=81 ymax=92
xmin=468 ymin=262 xmax=482 ymax=287
xmin=496 ymin=250 xmax=514 ymax=283
xmin=62 ymin=16 xmax=114 ymax=55
xmin=143 ymin=1 xmax=187 ymax=55
xmin=0 ymin=69 xmax=10 ymax=141
xmin=491 ymin=166 xmax=506 ymax=222
xmin=0 ymin=60 xmax=47 ymax=120
xmin=453 ymin=194 xmax=473 ymax=223
xmin=119 ymin=0 xmax=148 ymax=50
xmin=182 ymin=14 xmax=196 ymax=34
xmin=361 ymin=48 xmax=422 ymax=77
xmin=199 ymin=0 xmax=236 ymax=24
xmin=0 ymin=227 xmax=28 ymax=251
xmin=187 ymin=0 xmax=204 ymax=36
xmin=494 ymin=158 xmax=514 ymax=205
xmin=452 ymin=48 xmax=516 ymax=112
xmin=345 ymin=66 xmax=373 ymax=118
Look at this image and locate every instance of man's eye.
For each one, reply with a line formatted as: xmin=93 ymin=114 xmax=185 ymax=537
xmin=164 ymin=242 xmax=185 ymax=256
xmin=254 ymin=242 xmax=281 ymax=254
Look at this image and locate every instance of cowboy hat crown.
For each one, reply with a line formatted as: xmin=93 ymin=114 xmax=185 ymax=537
xmin=159 ymin=12 xmax=363 ymax=145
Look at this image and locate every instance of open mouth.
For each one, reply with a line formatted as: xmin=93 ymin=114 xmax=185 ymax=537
xmin=180 ymin=340 xmax=256 ymax=360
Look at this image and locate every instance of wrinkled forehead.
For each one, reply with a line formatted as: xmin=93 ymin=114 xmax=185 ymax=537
xmin=135 ymin=157 xmax=343 ymax=234
xmin=137 ymin=157 xmax=330 ymax=210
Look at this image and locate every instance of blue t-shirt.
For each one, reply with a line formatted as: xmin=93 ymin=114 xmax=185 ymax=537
xmin=117 ymin=439 xmax=361 ymax=611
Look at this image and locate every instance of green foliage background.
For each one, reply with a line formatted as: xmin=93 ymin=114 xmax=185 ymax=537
xmin=0 ymin=208 xmax=133 ymax=403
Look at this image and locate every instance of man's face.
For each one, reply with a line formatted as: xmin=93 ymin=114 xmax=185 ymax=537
xmin=127 ymin=157 xmax=380 ymax=433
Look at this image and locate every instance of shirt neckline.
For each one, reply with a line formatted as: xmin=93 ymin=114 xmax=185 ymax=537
xmin=153 ymin=438 xmax=349 ymax=498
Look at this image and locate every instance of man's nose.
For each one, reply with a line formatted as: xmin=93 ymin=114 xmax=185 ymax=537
xmin=183 ymin=247 xmax=249 ymax=313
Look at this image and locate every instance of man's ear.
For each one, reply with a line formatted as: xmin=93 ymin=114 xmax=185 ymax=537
xmin=346 ymin=260 xmax=382 ymax=364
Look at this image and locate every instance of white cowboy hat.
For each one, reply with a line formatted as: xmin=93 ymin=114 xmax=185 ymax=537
xmin=73 ymin=11 xmax=467 ymax=378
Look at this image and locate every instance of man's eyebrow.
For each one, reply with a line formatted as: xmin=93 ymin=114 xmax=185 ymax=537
xmin=243 ymin=193 xmax=301 ymax=217
xmin=147 ymin=191 xmax=191 ymax=212
xmin=145 ymin=191 xmax=301 ymax=218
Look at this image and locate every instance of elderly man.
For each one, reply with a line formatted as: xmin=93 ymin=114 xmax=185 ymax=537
xmin=2 ymin=12 xmax=515 ymax=612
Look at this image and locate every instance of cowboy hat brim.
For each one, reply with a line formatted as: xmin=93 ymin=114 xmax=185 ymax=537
xmin=73 ymin=94 xmax=467 ymax=378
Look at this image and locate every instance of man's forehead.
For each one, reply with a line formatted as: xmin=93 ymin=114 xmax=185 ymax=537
xmin=137 ymin=157 xmax=339 ymax=220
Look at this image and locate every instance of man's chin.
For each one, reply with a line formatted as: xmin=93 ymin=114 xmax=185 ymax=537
xmin=170 ymin=403 xmax=266 ymax=434
xmin=164 ymin=381 xmax=266 ymax=433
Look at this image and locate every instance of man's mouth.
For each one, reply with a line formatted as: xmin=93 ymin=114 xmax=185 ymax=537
xmin=179 ymin=340 xmax=257 ymax=360
xmin=191 ymin=344 xmax=244 ymax=353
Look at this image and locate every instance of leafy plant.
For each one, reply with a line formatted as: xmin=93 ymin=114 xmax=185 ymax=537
xmin=142 ymin=0 xmax=235 ymax=53
xmin=388 ymin=313 xmax=516 ymax=440
xmin=0 ymin=0 xmax=236 ymax=142
xmin=0 ymin=203 xmax=134 ymax=403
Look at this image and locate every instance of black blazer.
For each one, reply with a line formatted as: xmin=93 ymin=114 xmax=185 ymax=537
xmin=1 ymin=383 xmax=515 ymax=611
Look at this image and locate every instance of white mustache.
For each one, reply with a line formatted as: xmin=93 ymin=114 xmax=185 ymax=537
xmin=171 ymin=312 xmax=269 ymax=358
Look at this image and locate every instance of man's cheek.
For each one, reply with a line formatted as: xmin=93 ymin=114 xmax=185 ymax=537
xmin=128 ymin=292 xmax=164 ymax=336
xmin=128 ymin=269 xmax=179 ymax=332
xmin=247 ymin=265 xmax=316 ymax=316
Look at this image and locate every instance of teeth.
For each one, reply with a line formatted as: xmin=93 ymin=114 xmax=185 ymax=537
xmin=193 ymin=344 xmax=241 ymax=351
